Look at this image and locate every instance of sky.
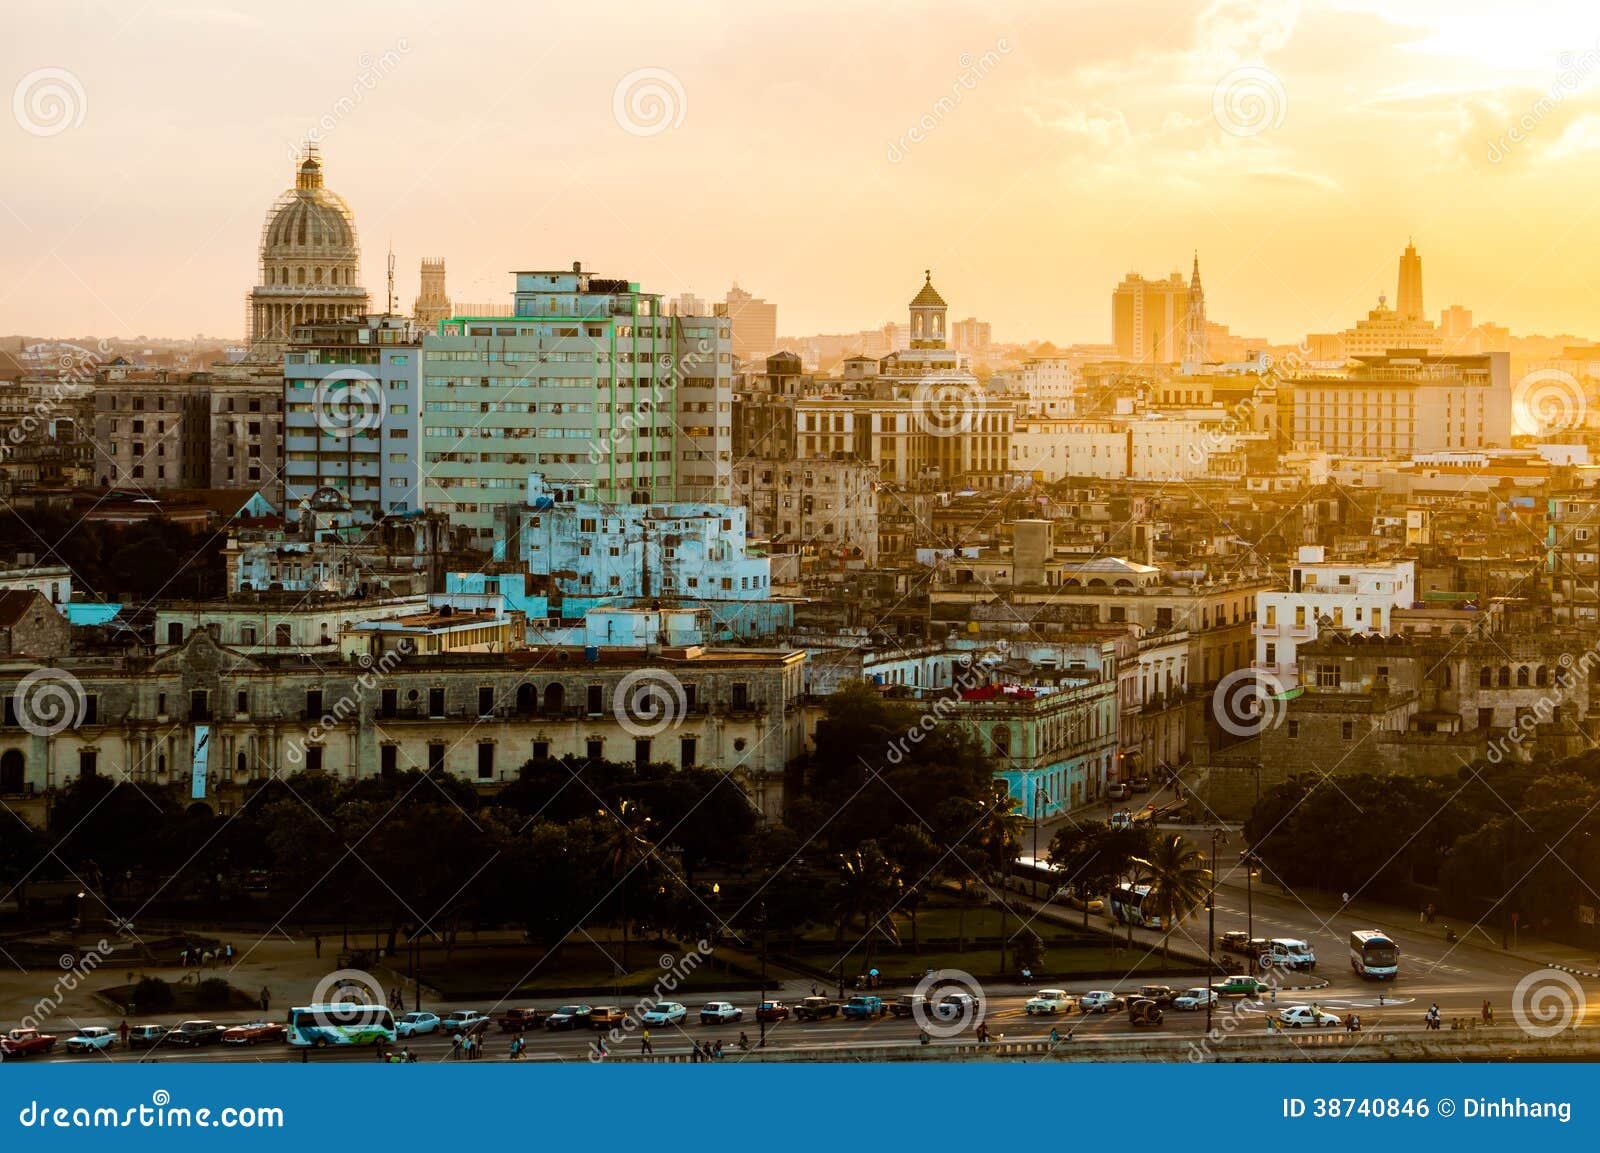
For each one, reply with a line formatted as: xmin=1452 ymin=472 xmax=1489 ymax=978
xmin=5 ymin=0 xmax=1600 ymax=346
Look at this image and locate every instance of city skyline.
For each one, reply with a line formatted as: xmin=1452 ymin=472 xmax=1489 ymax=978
xmin=7 ymin=1 xmax=1600 ymax=345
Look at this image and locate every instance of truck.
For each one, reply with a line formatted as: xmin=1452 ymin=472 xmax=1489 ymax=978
xmin=841 ymin=995 xmax=883 ymax=1020
xmin=794 ymin=996 xmax=841 ymax=1021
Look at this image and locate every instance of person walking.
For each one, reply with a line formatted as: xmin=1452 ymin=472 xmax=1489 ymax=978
xmin=118 ymin=1019 xmax=129 ymax=1046
xmin=1486 ymin=1001 xmax=1494 ymax=1024
xmin=259 ymin=987 xmax=271 ymax=1013
xmin=595 ymin=1036 xmax=608 ymax=1060
xmin=640 ymin=1028 xmax=653 ymax=1056
xmin=712 ymin=1039 xmax=723 ymax=1059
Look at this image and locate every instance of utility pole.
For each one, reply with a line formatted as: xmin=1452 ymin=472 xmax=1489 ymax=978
xmin=758 ymin=901 xmax=769 ymax=1049
xmin=1207 ymin=828 xmax=1225 ymax=1035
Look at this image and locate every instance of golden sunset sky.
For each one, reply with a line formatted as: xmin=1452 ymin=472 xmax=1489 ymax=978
xmin=4 ymin=0 xmax=1600 ymax=345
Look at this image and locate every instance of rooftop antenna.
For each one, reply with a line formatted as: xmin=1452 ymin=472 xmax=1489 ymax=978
xmin=386 ymin=242 xmax=396 ymax=315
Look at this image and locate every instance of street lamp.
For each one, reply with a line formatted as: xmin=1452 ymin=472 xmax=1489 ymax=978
xmin=1207 ymin=828 xmax=1227 ymax=1036
xmin=757 ymin=900 xmax=769 ymax=1049
xmin=1031 ymin=784 xmax=1051 ymax=899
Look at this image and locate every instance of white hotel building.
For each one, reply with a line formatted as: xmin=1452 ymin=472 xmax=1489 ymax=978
xmin=1253 ymin=546 xmax=1416 ymax=680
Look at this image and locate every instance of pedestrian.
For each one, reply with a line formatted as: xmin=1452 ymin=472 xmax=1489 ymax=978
xmin=452 ymin=1031 xmax=464 ymax=1059
xmin=641 ymin=1028 xmax=653 ymax=1055
xmin=313 ymin=933 xmax=322 ymax=959
xmin=1341 ymin=891 xmax=1350 ymax=906
xmin=1266 ymin=1017 xmax=1275 ymax=1034
xmin=1481 ymin=999 xmax=1489 ymax=1024
xmin=224 ymin=943 xmax=233 ymax=964
xmin=1419 ymin=907 xmax=1427 ymax=926
xmin=975 ymin=1021 xmax=990 ymax=1043
xmin=118 ymin=1019 xmax=129 ymax=1046
xmin=1486 ymin=1002 xmax=1494 ymax=1024
xmin=1049 ymin=1026 xmax=1060 ymax=1045
xmin=259 ymin=986 xmax=271 ymax=1013
xmin=713 ymin=1039 xmax=723 ymax=1059
xmin=595 ymin=1036 xmax=608 ymax=1060
xmin=737 ymin=1031 xmax=749 ymax=1051
xmin=178 ymin=947 xmax=188 ymax=967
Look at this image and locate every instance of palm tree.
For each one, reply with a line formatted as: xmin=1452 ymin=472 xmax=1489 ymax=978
xmin=1131 ymin=832 xmax=1210 ymax=972
xmin=599 ymin=800 xmax=655 ymax=971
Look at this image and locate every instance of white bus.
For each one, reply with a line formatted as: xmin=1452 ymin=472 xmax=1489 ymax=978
xmin=1110 ymin=883 xmax=1165 ymax=930
xmin=1349 ymin=930 xmax=1399 ymax=980
xmin=287 ymin=1003 xmax=397 ymax=1048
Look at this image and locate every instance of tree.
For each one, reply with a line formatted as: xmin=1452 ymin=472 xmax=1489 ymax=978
xmin=598 ymin=800 xmax=657 ymax=971
xmin=884 ymin=823 xmax=941 ymax=953
xmin=1132 ymin=833 xmax=1210 ymax=972
xmin=832 ymin=840 xmax=902 ymax=981
xmin=1049 ymin=821 xmax=1153 ymax=927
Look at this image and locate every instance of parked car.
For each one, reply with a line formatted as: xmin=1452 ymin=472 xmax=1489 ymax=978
xmin=441 ymin=1010 xmax=490 ymax=1035
xmin=1025 ymin=989 xmax=1075 ymax=1015
xmin=1213 ymin=975 xmax=1269 ymax=997
xmin=841 ymin=995 xmax=883 ymax=1020
xmin=755 ymin=1000 xmax=790 ymax=1023
xmin=1109 ymin=810 xmax=1133 ymax=830
xmin=544 ymin=1005 xmax=593 ymax=1031
xmin=640 ymin=1002 xmax=688 ymax=1027
xmin=397 ymin=1012 xmax=441 ymax=1037
xmin=1266 ymin=938 xmax=1317 ymax=971
xmin=166 ymin=1020 xmax=227 ymax=1048
xmin=125 ymin=1024 xmax=168 ymax=1050
xmin=792 ymin=997 xmax=838 ymax=1022
xmin=889 ymin=994 xmax=926 ymax=1018
xmin=1129 ymin=775 xmax=1152 ymax=793
xmin=1276 ymin=1005 xmax=1342 ymax=1029
xmin=1173 ymin=988 xmax=1219 ymax=1011
xmin=1128 ymin=999 xmax=1164 ymax=1027
xmin=1137 ymin=985 xmax=1177 ymax=1007
xmin=65 ymin=1026 xmax=116 ymax=1053
xmin=1107 ymin=782 xmax=1131 ymax=801
xmin=1078 ymin=990 xmax=1125 ymax=1013
xmin=587 ymin=1007 xmax=628 ymax=1030
xmin=699 ymin=1001 xmax=744 ymax=1025
xmin=495 ymin=1008 xmax=548 ymax=1033
xmin=1 ymin=1028 xmax=57 ymax=1057
xmin=222 ymin=1021 xmax=286 ymax=1045
xmin=1063 ymin=894 xmax=1106 ymax=914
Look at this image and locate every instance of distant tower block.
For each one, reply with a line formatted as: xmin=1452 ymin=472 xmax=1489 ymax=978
xmin=413 ymin=258 xmax=453 ymax=327
xmin=1397 ymin=240 xmax=1423 ymax=322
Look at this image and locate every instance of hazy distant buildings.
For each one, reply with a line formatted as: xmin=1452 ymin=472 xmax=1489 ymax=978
xmin=726 ymin=283 xmax=778 ymax=363
xmin=412 ymin=259 xmax=453 ymax=329
xmin=950 ymin=317 xmax=992 ymax=354
xmin=1112 ymin=271 xmax=1189 ymax=363
xmin=1338 ymin=296 xmax=1441 ymax=358
xmin=245 ymin=152 xmax=370 ymax=362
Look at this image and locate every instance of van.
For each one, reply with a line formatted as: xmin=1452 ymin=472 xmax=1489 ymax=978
xmin=1268 ymin=938 xmax=1316 ymax=971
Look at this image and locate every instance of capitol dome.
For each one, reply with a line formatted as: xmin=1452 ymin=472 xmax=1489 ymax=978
xmin=245 ymin=150 xmax=370 ymax=359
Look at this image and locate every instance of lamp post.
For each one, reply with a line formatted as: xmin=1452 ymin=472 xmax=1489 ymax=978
xmin=1031 ymin=784 xmax=1050 ymax=899
xmin=1207 ymin=828 xmax=1227 ymax=1036
xmin=1243 ymin=850 xmax=1255 ymax=941
xmin=757 ymin=900 xmax=769 ymax=1049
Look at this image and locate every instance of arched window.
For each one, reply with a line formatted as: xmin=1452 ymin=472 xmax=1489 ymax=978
xmin=297 ymin=267 xmax=306 ymax=285
xmin=1479 ymin=666 xmax=1492 ymax=688
xmin=516 ymin=683 xmax=536 ymax=715
xmin=0 ymin=750 xmax=23 ymax=794
xmin=1498 ymin=666 xmax=1511 ymax=688
xmin=1536 ymin=665 xmax=1549 ymax=687
xmin=1516 ymin=666 xmax=1530 ymax=687
xmin=991 ymin=728 xmax=1011 ymax=758
xmin=236 ymin=751 xmax=247 ymax=776
xmin=543 ymin=683 xmax=565 ymax=714
xmin=314 ymin=267 xmax=324 ymax=284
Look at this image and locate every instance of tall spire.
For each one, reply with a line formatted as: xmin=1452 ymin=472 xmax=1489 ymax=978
xmin=1184 ymin=251 xmax=1208 ymax=364
xmin=1397 ymin=240 xmax=1423 ymax=322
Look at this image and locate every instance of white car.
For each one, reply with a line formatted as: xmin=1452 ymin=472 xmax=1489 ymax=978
xmin=1277 ymin=1005 xmax=1341 ymax=1029
xmin=65 ymin=1026 xmax=115 ymax=1053
xmin=1078 ymin=990 xmax=1125 ymax=1013
xmin=1025 ymin=989 xmax=1074 ymax=1015
xmin=933 ymin=992 xmax=980 ymax=1021
xmin=699 ymin=1001 xmax=743 ymax=1024
xmin=640 ymin=1001 xmax=688 ymax=1026
xmin=396 ymin=1011 xmax=440 ymax=1037
xmin=1173 ymin=988 xmax=1219 ymax=1011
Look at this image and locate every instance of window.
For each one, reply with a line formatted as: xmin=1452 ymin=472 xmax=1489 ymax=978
xmin=380 ymin=745 xmax=398 ymax=775
xmin=680 ymin=736 xmax=697 ymax=767
xmin=1479 ymin=666 xmax=1492 ymax=688
xmin=306 ymin=746 xmax=323 ymax=772
xmin=732 ymin=682 xmax=749 ymax=711
xmin=78 ymin=750 xmax=97 ymax=778
xmin=1341 ymin=722 xmax=1354 ymax=740
xmin=533 ymin=740 xmax=550 ymax=760
xmin=305 ymin=690 xmax=323 ymax=720
xmin=1287 ymin=720 xmax=1299 ymax=739
xmin=586 ymin=738 xmax=603 ymax=760
xmin=428 ymin=743 xmax=445 ymax=772
xmin=478 ymin=686 xmax=495 ymax=717
xmin=190 ymin=690 xmax=210 ymax=721
xmin=1317 ymin=664 xmax=1339 ymax=688
xmin=236 ymin=690 xmax=248 ymax=715
xmin=380 ymin=688 xmax=397 ymax=718
xmin=275 ymin=623 xmax=292 ymax=646
xmin=82 ymin=694 xmax=98 ymax=724
xmin=477 ymin=742 xmax=495 ymax=780
xmin=167 ymin=622 xmax=184 ymax=645
xmin=634 ymin=738 xmax=651 ymax=768
xmin=586 ymin=684 xmax=603 ymax=715
xmin=429 ymin=688 xmax=445 ymax=717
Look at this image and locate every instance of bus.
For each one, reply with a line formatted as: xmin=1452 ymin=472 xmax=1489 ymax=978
xmin=287 ymin=1003 xmax=397 ymax=1048
xmin=1349 ymin=930 xmax=1399 ymax=980
xmin=1109 ymin=883 xmax=1165 ymax=930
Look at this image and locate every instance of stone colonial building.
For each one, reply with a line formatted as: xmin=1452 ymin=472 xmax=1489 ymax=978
xmin=0 ymin=631 xmax=805 ymax=823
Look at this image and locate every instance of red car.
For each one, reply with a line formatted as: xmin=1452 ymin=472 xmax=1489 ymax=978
xmin=1 ymin=1028 xmax=57 ymax=1057
xmin=222 ymin=1021 xmax=287 ymax=1045
xmin=755 ymin=1000 xmax=789 ymax=1023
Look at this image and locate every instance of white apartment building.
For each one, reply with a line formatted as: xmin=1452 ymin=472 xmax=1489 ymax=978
xmin=1253 ymin=546 xmax=1416 ymax=679
xmin=1016 ymin=357 xmax=1078 ymax=417
xmin=1290 ymin=352 xmax=1511 ymax=457
xmin=1011 ymin=414 xmax=1252 ymax=482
